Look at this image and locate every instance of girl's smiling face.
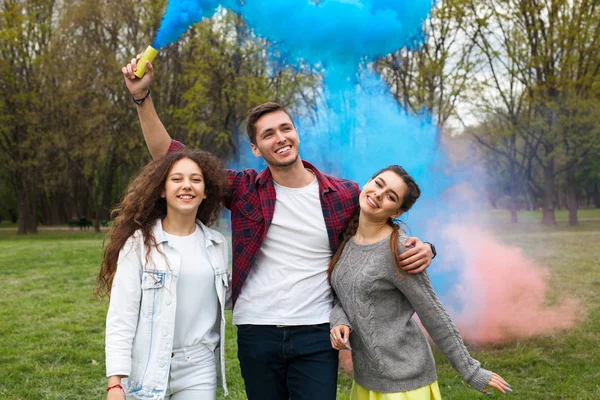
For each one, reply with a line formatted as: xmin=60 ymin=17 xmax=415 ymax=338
xmin=162 ymin=158 xmax=207 ymax=216
xmin=359 ymin=170 xmax=408 ymax=221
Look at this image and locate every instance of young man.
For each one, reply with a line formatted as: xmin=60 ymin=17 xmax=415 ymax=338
xmin=122 ymin=57 xmax=435 ymax=400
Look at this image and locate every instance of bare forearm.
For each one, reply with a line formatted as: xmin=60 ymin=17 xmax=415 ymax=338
xmin=135 ymin=95 xmax=172 ymax=159
xmin=108 ymin=375 xmax=124 ymax=385
xmin=107 ymin=375 xmax=125 ymax=399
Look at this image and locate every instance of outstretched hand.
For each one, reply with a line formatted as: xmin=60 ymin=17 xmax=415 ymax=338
xmin=399 ymin=237 xmax=433 ymax=274
xmin=482 ymin=372 xmax=512 ymax=395
xmin=121 ymin=54 xmax=154 ymax=99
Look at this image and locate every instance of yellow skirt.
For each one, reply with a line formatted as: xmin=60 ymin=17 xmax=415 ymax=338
xmin=350 ymin=380 xmax=442 ymax=400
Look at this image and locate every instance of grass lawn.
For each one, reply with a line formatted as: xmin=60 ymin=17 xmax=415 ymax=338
xmin=1 ymin=220 xmax=599 ymax=399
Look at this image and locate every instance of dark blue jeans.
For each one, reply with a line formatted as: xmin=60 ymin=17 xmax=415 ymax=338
xmin=237 ymin=323 xmax=339 ymax=400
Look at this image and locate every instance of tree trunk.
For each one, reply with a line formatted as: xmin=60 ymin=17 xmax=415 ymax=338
xmin=101 ymin=153 xmax=117 ymax=220
xmin=525 ymin=189 xmax=535 ymax=211
xmin=509 ymin=206 xmax=518 ymax=223
xmin=508 ymin=165 xmax=519 ymax=223
xmin=593 ymin=182 xmax=600 ymax=209
xmin=541 ymin=160 xmax=556 ymax=225
xmin=49 ymin=193 xmax=61 ymax=225
xmin=566 ymin=170 xmax=578 ymax=226
xmin=16 ymin=180 xmax=38 ymax=234
xmin=9 ymin=208 xmax=17 ymax=223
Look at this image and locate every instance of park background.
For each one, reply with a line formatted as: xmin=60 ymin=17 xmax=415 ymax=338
xmin=1 ymin=0 xmax=599 ymax=399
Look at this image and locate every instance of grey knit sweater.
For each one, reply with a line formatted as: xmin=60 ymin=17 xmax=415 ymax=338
xmin=330 ymin=234 xmax=492 ymax=393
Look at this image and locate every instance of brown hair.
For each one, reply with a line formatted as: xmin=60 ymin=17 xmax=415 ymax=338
xmin=245 ymin=102 xmax=295 ymax=145
xmin=96 ymin=150 xmax=229 ymax=298
xmin=327 ymin=165 xmax=421 ymax=282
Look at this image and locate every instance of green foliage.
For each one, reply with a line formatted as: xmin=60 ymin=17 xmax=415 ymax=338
xmin=0 ymin=1 xmax=317 ymax=231
xmin=166 ymin=12 xmax=317 ymax=159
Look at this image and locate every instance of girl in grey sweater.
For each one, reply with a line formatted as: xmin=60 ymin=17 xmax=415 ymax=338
xmin=328 ymin=165 xmax=511 ymax=399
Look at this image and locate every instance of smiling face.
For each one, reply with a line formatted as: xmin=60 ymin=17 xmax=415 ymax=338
xmin=359 ymin=170 xmax=408 ymax=221
xmin=250 ymin=110 xmax=300 ymax=168
xmin=161 ymin=158 xmax=207 ymax=217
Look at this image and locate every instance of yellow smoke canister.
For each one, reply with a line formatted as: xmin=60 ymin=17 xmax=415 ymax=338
xmin=134 ymin=45 xmax=158 ymax=79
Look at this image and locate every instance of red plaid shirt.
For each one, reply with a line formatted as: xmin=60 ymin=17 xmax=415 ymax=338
xmin=169 ymin=140 xmax=360 ymax=305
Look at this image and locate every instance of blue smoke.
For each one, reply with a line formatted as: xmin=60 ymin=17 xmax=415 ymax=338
xmin=153 ymin=0 xmax=223 ymax=49
xmin=155 ymin=1 xmax=468 ymax=302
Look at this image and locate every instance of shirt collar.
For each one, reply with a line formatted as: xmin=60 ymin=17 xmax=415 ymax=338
xmin=152 ymin=218 xmax=224 ymax=245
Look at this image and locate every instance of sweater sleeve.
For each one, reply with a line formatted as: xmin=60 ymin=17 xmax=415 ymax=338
xmin=330 ymin=294 xmax=352 ymax=330
xmin=391 ymin=236 xmax=492 ymax=392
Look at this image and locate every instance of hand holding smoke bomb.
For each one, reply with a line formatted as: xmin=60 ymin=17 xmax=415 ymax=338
xmin=121 ymin=46 xmax=157 ymax=100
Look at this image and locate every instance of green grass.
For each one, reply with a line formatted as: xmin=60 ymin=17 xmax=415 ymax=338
xmin=1 ymin=220 xmax=599 ymax=399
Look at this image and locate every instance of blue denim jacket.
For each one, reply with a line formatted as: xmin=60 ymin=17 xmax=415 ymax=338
xmin=105 ymin=219 xmax=230 ymax=399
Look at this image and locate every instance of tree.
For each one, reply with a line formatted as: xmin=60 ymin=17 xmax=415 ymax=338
xmin=465 ymin=0 xmax=600 ymax=224
xmin=0 ymin=0 xmax=58 ymax=233
xmin=375 ymin=0 xmax=479 ymax=141
xmin=169 ymin=11 xmax=318 ymax=160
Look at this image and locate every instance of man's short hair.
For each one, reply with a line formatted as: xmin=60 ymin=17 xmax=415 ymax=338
xmin=246 ymin=102 xmax=295 ymax=145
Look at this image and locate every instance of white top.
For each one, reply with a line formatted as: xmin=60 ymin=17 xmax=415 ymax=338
xmin=233 ymin=177 xmax=333 ymax=325
xmin=164 ymin=225 xmax=219 ymax=350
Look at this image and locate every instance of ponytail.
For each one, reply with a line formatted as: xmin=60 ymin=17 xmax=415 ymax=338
xmin=327 ymin=210 xmax=360 ymax=283
xmin=387 ymin=219 xmax=407 ymax=279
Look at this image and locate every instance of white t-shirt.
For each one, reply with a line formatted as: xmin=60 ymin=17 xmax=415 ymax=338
xmin=233 ymin=177 xmax=333 ymax=325
xmin=164 ymin=225 xmax=219 ymax=350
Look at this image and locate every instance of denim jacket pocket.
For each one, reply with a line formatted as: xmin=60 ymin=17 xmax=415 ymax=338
xmin=140 ymin=270 xmax=169 ymax=316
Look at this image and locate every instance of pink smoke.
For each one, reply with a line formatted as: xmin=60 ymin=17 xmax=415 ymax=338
xmin=444 ymin=224 xmax=581 ymax=344
xmin=337 ymin=224 xmax=582 ymax=376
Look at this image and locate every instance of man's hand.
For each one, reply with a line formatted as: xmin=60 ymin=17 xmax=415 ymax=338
xmin=122 ymin=54 xmax=154 ymax=99
xmin=399 ymin=237 xmax=433 ymax=274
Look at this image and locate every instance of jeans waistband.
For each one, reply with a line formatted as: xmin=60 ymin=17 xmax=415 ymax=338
xmin=171 ymin=342 xmax=212 ymax=358
xmin=274 ymin=323 xmax=329 ymax=328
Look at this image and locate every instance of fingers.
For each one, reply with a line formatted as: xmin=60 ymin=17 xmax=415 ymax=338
xmin=122 ymin=55 xmax=143 ymax=81
xmin=145 ymin=59 xmax=154 ymax=80
xmin=403 ymin=258 xmax=429 ymax=274
xmin=330 ymin=325 xmax=351 ymax=350
xmin=486 ymin=372 xmax=512 ymax=395
xmin=399 ymin=249 xmax=428 ymax=272
xmin=123 ymin=60 xmax=136 ymax=80
xmin=399 ymin=248 xmax=423 ymax=265
xmin=404 ymin=237 xmax=420 ymax=247
xmin=338 ymin=325 xmax=351 ymax=350
xmin=329 ymin=328 xmax=343 ymax=350
xmin=399 ymin=241 xmax=432 ymax=273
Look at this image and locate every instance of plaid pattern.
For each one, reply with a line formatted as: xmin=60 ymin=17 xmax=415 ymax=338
xmin=168 ymin=140 xmax=360 ymax=305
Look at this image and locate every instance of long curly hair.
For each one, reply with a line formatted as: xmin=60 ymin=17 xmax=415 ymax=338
xmin=96 ymin=150 xmax=229 ymax=298
xmin=327 ymin=165 xmax=421 ymax=282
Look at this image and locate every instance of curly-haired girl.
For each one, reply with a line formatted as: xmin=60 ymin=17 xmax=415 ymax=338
xmin=97 ymin=150 xmax=230 ymax=400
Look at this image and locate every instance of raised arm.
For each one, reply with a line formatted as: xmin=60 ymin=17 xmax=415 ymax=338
xmin=122 ymin=55 xmax=171 ymax=159
xmin=392 ymin=237 xmax=510 ymax=395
